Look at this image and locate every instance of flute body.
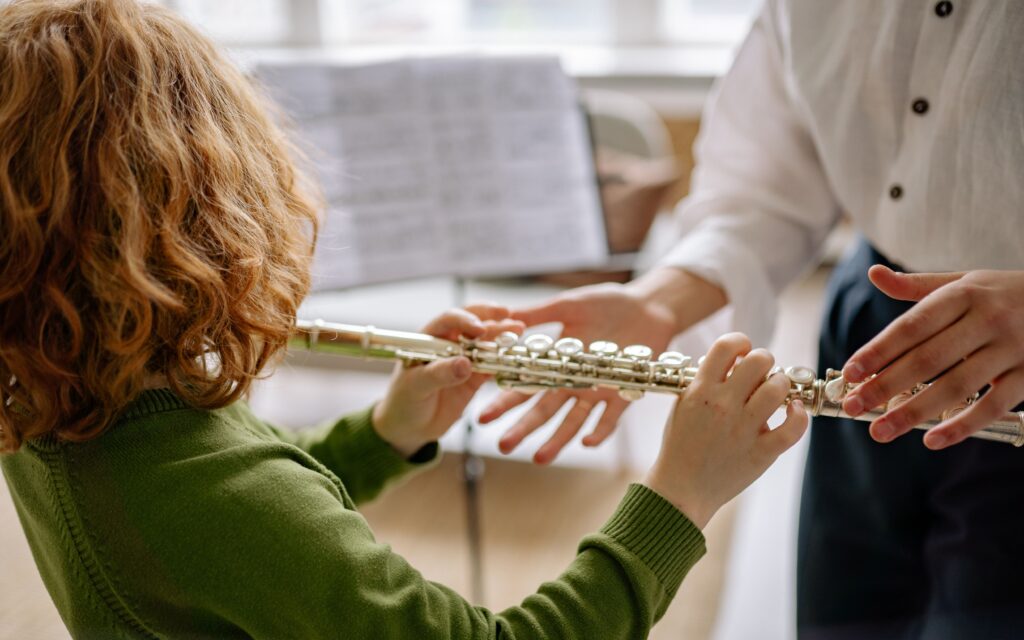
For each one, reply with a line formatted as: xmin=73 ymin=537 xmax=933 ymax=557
xmin=290 ymin=319 xmax=1024 ymax=447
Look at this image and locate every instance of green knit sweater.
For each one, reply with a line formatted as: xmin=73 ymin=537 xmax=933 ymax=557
xmin=1 ymin=389 xmax=706 ymax=639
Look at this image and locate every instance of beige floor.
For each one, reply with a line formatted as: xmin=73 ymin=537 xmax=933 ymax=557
xmin=0 ymin=269 xmax=828 ymax=639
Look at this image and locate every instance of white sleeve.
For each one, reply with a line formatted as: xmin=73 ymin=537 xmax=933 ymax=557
xmin=660 ymin=0 xmax=841 ymax=347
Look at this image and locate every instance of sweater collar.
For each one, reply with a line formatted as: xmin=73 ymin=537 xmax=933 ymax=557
xmin=117 ymin=388 xmax=190 ymax=422
xmin=27 ymin=389 xmax=188 ymax=453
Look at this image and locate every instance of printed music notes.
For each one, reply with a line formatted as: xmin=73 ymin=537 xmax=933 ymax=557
xmin=255 ymin=56 xmax=608 ymax=290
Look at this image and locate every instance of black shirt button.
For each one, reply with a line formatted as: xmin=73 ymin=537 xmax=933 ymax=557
xmin=935 ymin=1 xmax=953 ymax=17
xmin=889 ymin=184 xmax=904 ymax=200
xmin=912 ymin=98 xmax=930 ymax=115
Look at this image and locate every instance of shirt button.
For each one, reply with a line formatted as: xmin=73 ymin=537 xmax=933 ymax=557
xmin=935 ymin=1 xmax=953 ymax=17
xmin=889 ymin=184 xmax=904 ymax=200
xmin=912 ymin=98 xmax=930 ymax=115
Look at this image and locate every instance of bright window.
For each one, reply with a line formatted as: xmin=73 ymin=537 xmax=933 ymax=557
xmin=660 ymin=0 xmax=760 ymax=45
xmin=162 ymin=0 xmax=761 ymax=49
xmin=170 ymin=0 xmax=290 ymax=44
xmin=321 ymin=0 xmax=612 ymax=44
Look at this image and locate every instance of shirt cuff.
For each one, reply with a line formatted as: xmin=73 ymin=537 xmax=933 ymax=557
xmin=658 ymin=230 xmax=778 ymax=347
xmin=598 ymin=483 xmax=707 ymax=597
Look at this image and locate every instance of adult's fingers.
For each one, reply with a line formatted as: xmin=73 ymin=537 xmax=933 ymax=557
xmin=728 ymin=348 xmax=776 ymax=402
xmin=867 ymin=265 xmax=966 ymax=302
xmin=759 ymin=400 xmax=809 ymax=458
xmin=843 ymin=285 xmax=969 ymax=383
xmin=582 ymin=398 xmax=628 ymax=447
xmin=923 ymin=366 xmax=1024 ymax=449
xmin=498 ymin=391 xmax=573 ymax=453
xmin=696 ymin=333 xmax=752 ymax=384
xmin=533 ymin=397 xmax=599 ymax=464
xmin=421 ymin=309 xmax=485 ymax=340
xmin=868 ymin=344 xmax=1015 ymax=442
xmin=843 ymin=317 xmax=988 ymax=417
xmin=478 ymin=390 xmax=533 ymax=424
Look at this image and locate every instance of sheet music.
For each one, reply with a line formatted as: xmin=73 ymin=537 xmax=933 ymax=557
xmin=256 ymin=56 xmax=608 ymax=290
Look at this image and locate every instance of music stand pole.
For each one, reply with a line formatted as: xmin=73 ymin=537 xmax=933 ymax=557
xmin=454 ymin=276 xmax=486 ymax=604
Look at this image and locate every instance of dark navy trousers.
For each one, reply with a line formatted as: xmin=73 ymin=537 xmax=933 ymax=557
xmin=797 ymin=240 xmax=1024 ymax=640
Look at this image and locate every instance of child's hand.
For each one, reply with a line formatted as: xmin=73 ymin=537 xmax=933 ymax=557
xmin=644 ymin=333 xmax=809 ymax=529
xmin=372 ymin=305 xmax=524 ymax=458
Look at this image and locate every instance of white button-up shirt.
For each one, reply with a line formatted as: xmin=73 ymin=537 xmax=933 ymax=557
xmin=662 ymin=0 xmax=1024 ymax=347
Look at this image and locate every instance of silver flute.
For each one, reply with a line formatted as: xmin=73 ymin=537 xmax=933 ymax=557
xmin=290 ymin=319 xmax=1024 ymax=447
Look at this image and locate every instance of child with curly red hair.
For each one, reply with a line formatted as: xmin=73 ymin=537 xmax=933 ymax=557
xmin=0 ymin=1 xmax=807 ymax=637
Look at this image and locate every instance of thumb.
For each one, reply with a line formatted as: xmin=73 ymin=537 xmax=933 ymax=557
xmin=404 ymin=357 xmax=473 ymax=396
xmin=511 ymin=298 xmax=572 ymax=327
xmin=868 ymin=265 xmax=966 ymax=302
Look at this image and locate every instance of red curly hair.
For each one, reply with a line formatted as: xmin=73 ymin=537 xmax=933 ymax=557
xmin=0 ymin=0 xmax=321 ymax=452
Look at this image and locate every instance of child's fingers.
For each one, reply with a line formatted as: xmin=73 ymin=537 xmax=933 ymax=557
xmin=745 ymin=371 xmax=791 ymax=419
xmin=456 ymin=373 xmax=490 ymax=400
xmin=760 ymin=400 xmax=809 ymax=458
xmin=696 ymin=333 xmax=752 ymax=383
xmin=403 ymin=357 xmax=473 ymax=396
xmin=463 ymin=303 xmax=511 ymax=322
xmin=727 ymin=348 xmax=775 ymax=401
xmin=480 ymin=319 xmax=526 ymax=340
xmin=421 ymin=309 xmax=486 ymax=340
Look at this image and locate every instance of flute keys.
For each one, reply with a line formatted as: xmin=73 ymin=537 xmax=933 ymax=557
xmin=619 ymin=388 xmax=645 ymax=401
xmin=588 ymin=340 xmax=619 ymax=357
xmin=623 ymin=345 xmax=653 ymax=361
xmin=823 ymin=375 xmax=848 ymax=403
xmin=554 ymin=337 xmax=584 ymax=357
xmin=889 ymin=390 xmax=914 ymax=409
xmin=495 ymin=332 xmax=519 ymax=349
xmin=785 ymin=366 xmax=816 ymax=386
xmin=524 ymin=334 xmax=554 ymax=355
xmin=657 ymin=351 xmax=690 ymax=370
xmin=942 ymin=406 xmax=966 ymax=421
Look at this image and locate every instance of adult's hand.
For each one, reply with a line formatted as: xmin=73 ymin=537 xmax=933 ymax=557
xmin=478 ymin=268 xmax=727 ymax=464
xmin=841 ymin=266 xmax=1024 ymax=449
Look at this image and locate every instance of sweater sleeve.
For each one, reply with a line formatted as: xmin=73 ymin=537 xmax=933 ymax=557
xmin=260 ymin=405 xmax=439 ymax=504
xmin=153 ymin=445 xmax=705 ymax=639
